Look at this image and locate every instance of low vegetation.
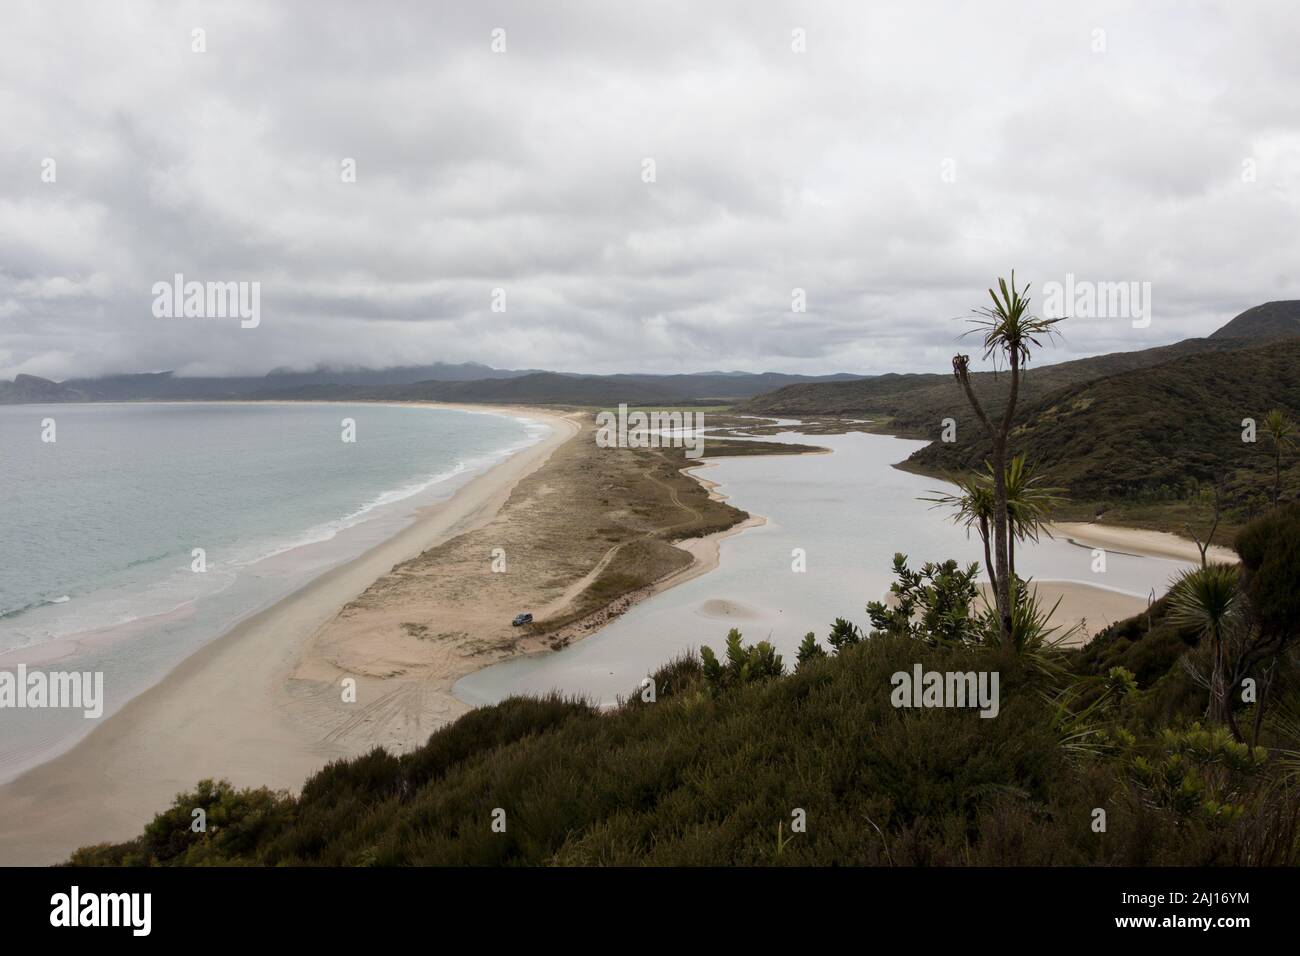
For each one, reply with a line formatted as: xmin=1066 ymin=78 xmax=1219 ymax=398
xmin=69 ymin=520 xmax=1300 ymax=865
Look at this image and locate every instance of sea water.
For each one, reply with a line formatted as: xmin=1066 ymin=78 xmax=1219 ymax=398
xmin=0 ymin=401 xmax=545 ymax=781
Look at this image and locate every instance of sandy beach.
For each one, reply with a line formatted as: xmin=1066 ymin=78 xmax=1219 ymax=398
xmin=0 ymin=414 xmax=1233 ymax=865
xmin=0 ymin=403 xmax=778 ymax=865
xmin=976 ymin=581 xmax=1148 ymax=648
xmin=1002 ymin=518 xmax=1243 ymax=646
xmin=976 ymin=522 xmax=1237 ymax=647
xmin=284 ymin=435 xmax=764 ymax=759
xmin=1049 ymin=521 xmax=1237 ymax=565
xmin=0 ymin=403 xmax=582 ymax=865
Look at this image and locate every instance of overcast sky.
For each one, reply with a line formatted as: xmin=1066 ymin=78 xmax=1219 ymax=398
xmin=2 ymin=1 xmax=1298 ymax=380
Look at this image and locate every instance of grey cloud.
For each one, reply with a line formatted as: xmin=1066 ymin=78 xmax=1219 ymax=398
xmin=1 ymin=0 xmax=1298 ymax=380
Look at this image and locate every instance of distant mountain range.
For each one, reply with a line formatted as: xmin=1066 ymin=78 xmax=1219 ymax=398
xmin=6 ymin=301 xmax=1297 ymax=422
xmin=0 ymin=364 xmax=866 ymax=406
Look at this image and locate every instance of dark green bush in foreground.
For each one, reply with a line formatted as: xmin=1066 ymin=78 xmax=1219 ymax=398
xmin=69 ymin=627 xmax=1300 ymax=867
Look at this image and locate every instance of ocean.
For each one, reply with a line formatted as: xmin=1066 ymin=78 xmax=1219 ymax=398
xmin=0 ymin=401 xmax=545 ymax=781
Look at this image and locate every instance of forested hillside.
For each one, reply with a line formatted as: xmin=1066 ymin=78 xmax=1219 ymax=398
xmin=907 ymin=339 xmax=1300 ymax=511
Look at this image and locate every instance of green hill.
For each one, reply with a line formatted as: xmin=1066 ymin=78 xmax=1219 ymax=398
xmin=1209 ymin=300 xmax=1300 ymax=342
xmin=737 ymin=301 xmax=1300 ymax=535
xmin=906 ymin=339 xmax=1300 ymax=517
xmin=737 ymin=338 xmax=1225 ymax=434
xmin=738 ymin=301 xmax=1300 ymax=439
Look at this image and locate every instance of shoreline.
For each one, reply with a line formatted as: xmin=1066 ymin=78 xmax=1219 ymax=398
xmin=978 ymin=580 xmax=1149 ymax=648
xmin=973 ymin=522 xmax=1236 ymax=646
xmin=0 ymin=401 xmax=557 ymax=783
xmin=0 ymin=410 xmax=1232 ymax=864
xmin=0 ymin=402 xmax=580 ymax=865
xmin=1047 ymin=521 xmax=1237 ymax=565
xmin=449 ymin=459 xmax=771 ymax=689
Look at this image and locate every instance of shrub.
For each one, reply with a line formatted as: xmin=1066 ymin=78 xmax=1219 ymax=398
xmin=700 ymin=629 xmax=785 ymax=694
xmin=866 ymin=553 xmax=983 ymax=646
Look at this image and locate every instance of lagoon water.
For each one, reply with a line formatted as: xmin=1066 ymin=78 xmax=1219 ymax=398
xmin=0 ymin=402 xmax=543 ymax=782
xmin=455 ymin=427 xmax=1197 ymax=708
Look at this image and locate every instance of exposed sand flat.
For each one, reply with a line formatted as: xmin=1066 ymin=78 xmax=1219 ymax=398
xmin=1025 ymin=523 xmax=1234 ymax=643
xmin=0 ymin=404 xmax=580 ymax=866
xmin=1049 ymin=522 xmax=1236 ymax=565
xmin=1015 ymin=523 xmax=1232 ymax=644
xmin=285 ymin=432 xmax=762 ymax=759
xmin=696 ymin=598 xmax=764 ymax=621
xmin=284 ymin=442 xmax=754 ymax=764
xmin=978 ymin=581 xmax=1148 ymax=648
xmin=977 ymin=519 xmax=1226 ymax=647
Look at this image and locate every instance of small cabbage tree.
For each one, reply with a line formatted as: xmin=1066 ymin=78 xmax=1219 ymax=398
xmin=1261 ymin=408 xmax=1296 ymax=507
xmin=1167 ymin=563 xmax=1241 ymax=730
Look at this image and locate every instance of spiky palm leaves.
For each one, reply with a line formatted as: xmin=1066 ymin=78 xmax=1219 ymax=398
xmin=1168 ymin=563 xmax=1241 ymax=731
xmin=1262 ymin=408 xmax=1296 ymax=507
xmin=967 ymin=273 xmax=1064 ymax=371
xmin=924 ymin=454 xmax=1064 ymax=604
xmin=923 ymin=472 xmax=996 ymax=597
xmin=1003 ymin=454 xmax=1066 ymax=576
